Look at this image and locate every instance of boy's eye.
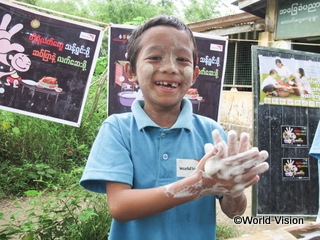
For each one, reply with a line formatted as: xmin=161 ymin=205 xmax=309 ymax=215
xmin=149 ymin=56 xmax=161 ymax=61
xmin=177 ymin=57 xmax=191 ymax=63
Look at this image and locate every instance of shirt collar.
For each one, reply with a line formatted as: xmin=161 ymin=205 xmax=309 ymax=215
xmin=131 ymin=98 xmax=193 ymax=131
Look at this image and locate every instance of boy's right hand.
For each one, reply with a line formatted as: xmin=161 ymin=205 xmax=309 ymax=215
xmin=193 ymin=130 xmax=269 ymax=198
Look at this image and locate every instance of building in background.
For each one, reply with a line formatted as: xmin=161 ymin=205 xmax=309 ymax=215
xmin=188 ymin=0 xmax=320 ymax=91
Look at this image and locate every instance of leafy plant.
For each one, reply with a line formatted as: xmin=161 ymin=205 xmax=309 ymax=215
xmin=216 ymin=224 xmax=240 ymax=240
xmin=0 ymin=185 xmax=112 ymax=240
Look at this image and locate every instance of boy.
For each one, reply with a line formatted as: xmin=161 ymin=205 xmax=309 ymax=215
xmin=80 ymin=15 xmax=269 ymax=240
xmin=261 ymin=69 xmax=279 ymax=96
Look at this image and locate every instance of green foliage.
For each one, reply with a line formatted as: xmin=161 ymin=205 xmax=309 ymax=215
xmin=21 ymin=0 xmax=238 ymax=26
xmin=0 ymin=185 xmax=112 ymax=240
xmin=0 ymin=56 xmax=108 ymax=198
xmin=123 ymin=16 xmax=146 ymax=26
xmin=0 ymin=161 xmax=59 ymax=196
xmin=18 ymin=0 xmax=37 ymax=5
xmin=31 ymin=0 xmax=174 ymax=26
xmin=182 ymin=0 xmax=240 ymax=23
xmin=216 ymin=224 xmax=240 ymax=240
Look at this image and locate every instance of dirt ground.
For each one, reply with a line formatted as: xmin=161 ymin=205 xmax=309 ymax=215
xmin=216 ymin=187 xmax=316 ymax=238
xmin=0 ymin=187 xmax=317 ymax=239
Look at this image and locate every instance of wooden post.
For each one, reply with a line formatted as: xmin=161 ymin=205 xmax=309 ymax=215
xmin=265 ymin=0 xmax=277 ymax=33
xmin=258 ymin=0 xmax=277 ymax=47
xmin=258 ymin=31 xmax=274 ymax=47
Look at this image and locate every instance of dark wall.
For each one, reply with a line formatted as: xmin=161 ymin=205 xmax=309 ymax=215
xmin=252 ymin=46 xmax=320 ymax=216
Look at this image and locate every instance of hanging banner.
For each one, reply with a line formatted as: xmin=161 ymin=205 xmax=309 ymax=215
xmin=258 ymin=55 xmax=320 ymax=108
xmin=0 ymin=1 xmax=103 ymax=126
xmin=107 ymin=24 xmax=228 ymax=121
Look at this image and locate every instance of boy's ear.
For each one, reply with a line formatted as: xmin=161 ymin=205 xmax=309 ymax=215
xmin=192 ymin=66 xmax=200 ymax=85
xmin=124 ymin=62 xmax=138 ymax=83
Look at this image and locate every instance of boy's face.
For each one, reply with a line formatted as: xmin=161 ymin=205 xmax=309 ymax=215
xmin=125 ymin=25 xmax=199 ymax=110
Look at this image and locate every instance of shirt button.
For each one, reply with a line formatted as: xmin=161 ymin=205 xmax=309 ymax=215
xmin=163 ymin=154 xmax=168 ymax=160
xmin=161 ymin=132 xmax=167 ymax=138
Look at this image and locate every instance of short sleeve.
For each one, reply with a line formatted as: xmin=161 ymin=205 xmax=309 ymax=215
xmin=79 ymin=116 xmax=134 ymax=193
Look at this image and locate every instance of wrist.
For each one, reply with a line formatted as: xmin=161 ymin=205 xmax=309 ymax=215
xmin=165 ymin=172 xmax=204 ymax=201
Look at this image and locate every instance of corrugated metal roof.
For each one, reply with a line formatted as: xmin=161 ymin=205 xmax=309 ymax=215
xmin=232 ymin=0 xmax=267 ymax=18
xmin=187 ymin=12 xmax=262 ymax=32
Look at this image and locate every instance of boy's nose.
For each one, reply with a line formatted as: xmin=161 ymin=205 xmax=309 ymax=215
xmin=159 ymin=56 xmax=178 ymax=74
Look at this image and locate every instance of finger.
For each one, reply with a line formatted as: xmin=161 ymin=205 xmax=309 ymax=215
xmin=212 ymin=129 xmax=223 ymax=145
xmin=204 ymin=142 xmax=228 ymax=176
xmin=227 ymin=130 xmax=238 ymax=156
xmin=8 ymin=23 xmax=23 ymax=36
xmin=241 ymin=150 xmax=269 ymax=169
xmin=0 ymin=14 xmax=11 ymax=30
xmin=243 ymin=175 xmax=260 ymax=188
xmin=217 ymin=141 xmax=228 ymax=159
xmin=230 ymin=184 xmax=245 ymax=197
xmin=251 ymin=162 xmax=270 ymax=175
xmin=229 ymin=149 xmax=269 ymax=169
xmin=8 ymin=43 xmax=25 ymax=53
xmin=197 ymin=143 xmax=220 ymax=171
xmin=240 ymin=162 xmax=269 ymax=183
xmin=204 ymin=143 xmax=215 ymax=154
xmin=222 ymin=150 xmax=268 ymax=181
xmin=197 ymin=144 xmax=216 ymax=171
xmin=238 ymin=132 xmax=250 ymax=153
xmin=223 ymin=148 xmax=260 ymax=167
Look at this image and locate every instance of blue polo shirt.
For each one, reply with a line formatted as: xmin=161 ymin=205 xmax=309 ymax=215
xmin=310 ymin=121 xmax=320 ymax=159
xmin=80 ymin=98 xmax=227 ymax=240
xmin=310 ymin=121 xmax=320 ymax=221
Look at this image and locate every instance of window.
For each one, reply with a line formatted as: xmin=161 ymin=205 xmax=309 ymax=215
xmin=224 ymin=32 xmax=259 ymax=91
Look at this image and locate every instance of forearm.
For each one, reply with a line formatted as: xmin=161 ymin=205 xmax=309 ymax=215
xmin=219 ymin=192 xmax=247 ymax=219
xmin=106 ymin=174 xmax=202 ymax=222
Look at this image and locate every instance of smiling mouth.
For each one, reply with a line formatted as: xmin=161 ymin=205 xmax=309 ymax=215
xmin=155 ymin=81 xmax=179 ymax=88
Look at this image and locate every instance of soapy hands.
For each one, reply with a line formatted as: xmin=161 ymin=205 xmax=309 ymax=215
xmin=165 ymin=129 xmax=269 ymax=203
xmin=196 ymin=130 xmax=269 ymax=198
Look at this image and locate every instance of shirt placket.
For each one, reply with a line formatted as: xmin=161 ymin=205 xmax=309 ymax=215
xmin=158 ymin=129 xmax=175 ymax=180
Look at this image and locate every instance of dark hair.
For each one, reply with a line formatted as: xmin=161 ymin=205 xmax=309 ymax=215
xmin=269 ymin=69 xmax=277 ymax=75
xmin=275 ymin=59 xmax=282 ymax=65
xmin=298 ymin=68 xmax=305 ymax=77
xmin=126 ymin=15 xmax=198 ymax=73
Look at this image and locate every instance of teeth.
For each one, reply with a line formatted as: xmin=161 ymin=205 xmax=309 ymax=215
xmin=156 ymin=81 xmax=178 ymax=88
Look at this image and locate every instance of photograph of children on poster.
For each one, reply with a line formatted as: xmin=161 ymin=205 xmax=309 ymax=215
xmin=107 ymin=25 xmax=228 ymax=121
xmin=258 ymin=55 xmax=320 ymax=108
xmin=0 ymin=1 xmax=103 ymax=126
xmin=282 ymin=158 xmax=310 ymax=181
xmin=281 ymin=125 xmax=308 ymax=148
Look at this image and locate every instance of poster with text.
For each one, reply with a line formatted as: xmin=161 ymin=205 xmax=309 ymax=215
xmin=282 ymin=158 xmax=310 ymax=180
xmin=107 ymin=24 xmax=227 ymax=121
xmin=0 ymin=1 xmax=103 ymax=126
xmin=281 ymin=125 xmax=308 ymax=148
xmin=258 ymin=55 xmax=320 ymax=108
